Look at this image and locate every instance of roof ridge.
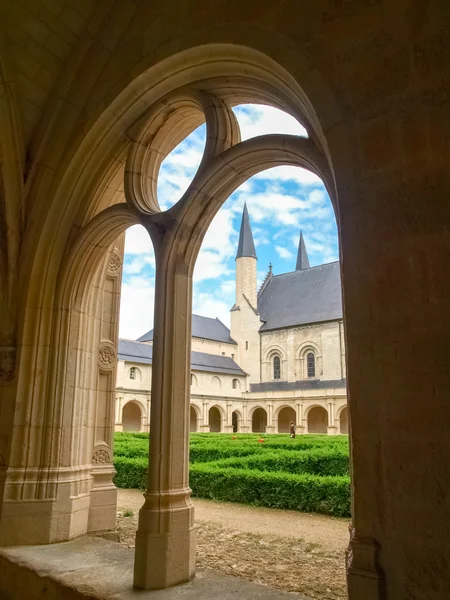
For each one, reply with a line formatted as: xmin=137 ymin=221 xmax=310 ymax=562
xmin=271 ymin=260 xmax=340 ymax=278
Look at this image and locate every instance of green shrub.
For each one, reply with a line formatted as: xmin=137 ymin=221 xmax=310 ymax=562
xmin=112 ymin=432 xmax=351 ymax=517
xmin=114 ymin=456 xmax=147 ymax=490
xmin=204 ymin=448 xmax=349 ymax=477
xmin=189 ymin=464 xmax=350 ymax=517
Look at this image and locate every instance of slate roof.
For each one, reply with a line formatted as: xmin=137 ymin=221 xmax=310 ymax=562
xmin=250 ymin=378 xmax=346 ymax=393
xmin=257 ymin=261 xmax=343 ymax=331
xmin=137 ymin=314 xmax=237 ymax=345
xmin=118 ymin=339 xmax=245 ymax=376
xmin=236 ymin=202 xmax=257 ymax=259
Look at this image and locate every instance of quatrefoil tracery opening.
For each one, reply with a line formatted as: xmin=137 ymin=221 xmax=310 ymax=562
xmin=124 ymin=88 xmax=326 ymax=221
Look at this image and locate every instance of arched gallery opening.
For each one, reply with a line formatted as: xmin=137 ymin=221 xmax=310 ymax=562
xmin=340 ymin=407 xmax=349 ymax=435
xmin=232 ymin=411 xmax=239 ymax=433
xmin=122 ymin=401 xmax=142 ymax=432
xmin=190 ymin=406 xmax=198 ymax=433
xmin=209 ymin=406 xmax=222 ymax=432
xmin=307 ymin=406 xmax=328 ymax=434
xmin=277 ymin=407 xmax=296 ymax=433
xmin=252 ymin=408 xmax=267 ymax=433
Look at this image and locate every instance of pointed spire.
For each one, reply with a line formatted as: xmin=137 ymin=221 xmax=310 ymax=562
xmin=236 ymin=203 xmax=257 ymax=260
xmin=296 ymin=230 xmax=310 ymax=270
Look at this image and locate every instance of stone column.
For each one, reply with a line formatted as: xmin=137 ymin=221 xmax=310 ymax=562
xmin=265 ymin=402 xmax=276 ymax=433
xmin=224 ymin=402 xmax=233 ymax=433
xmin=241 ymin=401 xmax=250 ymax=432
xmin=133 ymin=247 xmax=195 ymax=590
xmin=327 ymin=401 xmax=337 ymax=435
xmin=200 ymin=399 xmax=210 ymax=432
xmin=296 ymin=402 xmax=305 ymax=434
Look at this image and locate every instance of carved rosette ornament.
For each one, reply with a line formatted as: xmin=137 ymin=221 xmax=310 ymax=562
xmin=93 ymin=447 xmax=111 ymax=464
xmin=107 ymin=252 xmax=122 ymax=276
xmin=98 ymin=342 xmax=116 ymax=370
xmin=0 ymin=347 xmax=16 ymax=382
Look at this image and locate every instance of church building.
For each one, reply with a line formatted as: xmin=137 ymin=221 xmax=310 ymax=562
xmin=115 ymin=205 xmax=348 ymax=434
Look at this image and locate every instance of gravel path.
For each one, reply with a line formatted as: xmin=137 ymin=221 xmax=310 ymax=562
xmin=116 ymin=489 xmax=349 ymax=600
xmin=117 ymin=488 xmax=349 ymax=554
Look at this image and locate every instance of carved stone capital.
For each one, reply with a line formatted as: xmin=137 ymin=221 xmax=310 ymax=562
xmin=0 ymin=346 xmax=16 ymax=382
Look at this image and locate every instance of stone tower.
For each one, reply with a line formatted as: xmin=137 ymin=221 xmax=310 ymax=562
xmin=230 ymin=203 xmax=262 ymax=384
xmin=235 ymin=202 xmax=258 ymax=308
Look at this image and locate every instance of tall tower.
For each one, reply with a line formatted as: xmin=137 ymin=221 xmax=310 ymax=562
xmin=235 ymin=202 xmax=257 ymax=308
xmin=296 ymin=230 xmax=310 ymax=270
xmin=230 ymin=203 xmax=261 ymax=386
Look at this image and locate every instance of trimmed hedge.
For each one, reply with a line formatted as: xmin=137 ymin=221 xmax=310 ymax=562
xmin=113 ymin=432 xmax=351 ymax=517
xmin=190 ymin=464 xmax=350 ymax=517
xmin=204 ymin=448 xmax=349 ymax=477
xmin=114 ymin=456 xmax=147 ymax=489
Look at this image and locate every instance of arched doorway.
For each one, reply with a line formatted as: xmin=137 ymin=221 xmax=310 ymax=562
xmin=190 ymin=406 xmax=198 ymax=432
xmin=277 ymin=406 xmax=296 ymax=433
xmin=307 ymin=406 xmax=328 ymax=434
xmin=232 ymin=411 xmax=239 ymax=433
xmin=340 ymin=406 xmax=349 ymax=434
xmin=209 ymin=406 xmax=221 ymax=432
xmin=122 ymin=401 xmax=142 ymax=432
xmin=252 ymin=408 xmax=267 ymax=433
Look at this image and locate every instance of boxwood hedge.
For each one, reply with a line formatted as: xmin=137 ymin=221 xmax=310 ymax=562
xmin=113 ymin=432 xmax=351 ymax=517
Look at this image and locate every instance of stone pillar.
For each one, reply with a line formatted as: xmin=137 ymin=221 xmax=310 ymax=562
xmin=224 ymin=402 xmax=233 ymax=433
xmin=200 ymin=399 xmax=210 ymax=432
xmin=327 ymin=401 xmax=337 ymax=435
xmin=241 ymin=401 xmax=250 ymax=432
xmin=265 ymin=402 xmax=276 ymax=433
xmin=296 ymin=402 xmax=305 ymax=434
xmin=133 ymin=248 xmax=195 ymax=590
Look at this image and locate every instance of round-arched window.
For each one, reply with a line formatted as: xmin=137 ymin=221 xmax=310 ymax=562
xmin=307 ymin=352 xmax=316 ymax=378
xmin=273 ymin=355 xmax=281 ymax=380
xmin=129 ymin=367 xmax=137 ymax=380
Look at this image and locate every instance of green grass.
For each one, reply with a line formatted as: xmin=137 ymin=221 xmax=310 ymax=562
xmin=113 ymin=432 xmax=350 ymax=517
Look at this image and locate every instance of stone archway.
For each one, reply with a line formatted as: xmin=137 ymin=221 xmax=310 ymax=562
xmin=277 ymin=406 xmax=296 ymax=433
xmin=209 ymin=406 xmax=222 ymax=432
xmin=340 ymin=407 xmax=349 ymax=435
xmin=122 ymin=401 xmax=142 ymax=432
xmin=252 ymin=408 xmax=267 ymax=433
xmin=190 ymin=406 xmax=198 ymax=432
xmin=307 ymin=406 xmax=328 ymax=434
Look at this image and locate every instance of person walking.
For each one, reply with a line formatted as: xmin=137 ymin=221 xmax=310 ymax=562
xmin=289 ymin=421 xmax=296 ymax=439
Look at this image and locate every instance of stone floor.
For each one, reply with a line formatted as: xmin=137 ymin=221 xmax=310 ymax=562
xmin=0 ymin=536 xmax=311 ymax=600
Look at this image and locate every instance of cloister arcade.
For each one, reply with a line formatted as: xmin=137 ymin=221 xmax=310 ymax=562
xmin=0 ymin=3 xmax=449 ymax=599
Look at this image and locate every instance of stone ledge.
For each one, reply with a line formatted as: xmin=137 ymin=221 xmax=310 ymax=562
xmin=0 ymin=536 xmax=311 ymax=599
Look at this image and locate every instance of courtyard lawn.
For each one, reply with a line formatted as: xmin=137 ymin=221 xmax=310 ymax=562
xmin=113 ymin=432 xmax=351 ymax=517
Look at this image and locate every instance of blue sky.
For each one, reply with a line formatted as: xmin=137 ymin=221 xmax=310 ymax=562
xmin=119 ymin=105 xmax=338 ymax=339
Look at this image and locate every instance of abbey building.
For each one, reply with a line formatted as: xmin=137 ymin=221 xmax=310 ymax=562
xmin=116 ymin=204 xmax=347 ymax=435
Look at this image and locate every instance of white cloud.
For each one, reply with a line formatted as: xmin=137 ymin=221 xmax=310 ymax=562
xmin=193 ymin=292 xmax=232 ymax=327
xmin=276 ymin=246 xmax=294 ymax=260
xmin=233 ymin=105 xmax=308 ymax=140
xmin=119 ymin=276 xmax=155 ymax=340
xmin=124 ymin=225 xmax=153 ymax=254
xmin=123 ymin=255 xmax=155 ymax=275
